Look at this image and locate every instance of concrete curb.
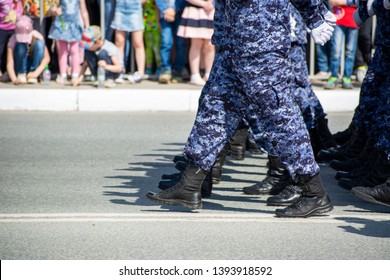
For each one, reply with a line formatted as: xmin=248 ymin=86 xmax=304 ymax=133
xmin=0 ymin=88 xmax=359 ymax=112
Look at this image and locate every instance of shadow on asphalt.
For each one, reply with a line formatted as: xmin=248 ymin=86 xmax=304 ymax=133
xmin=102 ymin=142 xmax=274 ymax=213
xmin=336 ymin=217 xmax=390 ymax=238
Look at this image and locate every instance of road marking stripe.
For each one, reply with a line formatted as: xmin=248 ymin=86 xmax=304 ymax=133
xmin=0 ymin=213 xmax=387 ymax=223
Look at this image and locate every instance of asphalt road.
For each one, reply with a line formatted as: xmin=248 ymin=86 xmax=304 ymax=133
xmin=0 ymin=111 xmax=389 ymax=260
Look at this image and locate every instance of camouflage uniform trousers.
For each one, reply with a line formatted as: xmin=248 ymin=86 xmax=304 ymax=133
xmin=290 ymin=43 xmax=326 ymax=130
xmin=372 ymin=72 xmax=390 ymax=159
xmin=183 ymin=50 xmax=319 ymax=180
xmin=352 ymin=47 xmax=390 ymax=143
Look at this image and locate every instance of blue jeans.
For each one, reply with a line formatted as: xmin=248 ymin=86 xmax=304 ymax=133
xmin=13 ymin=40 xmax=45 ymax=74
xmin=330 ymin=25 xmax=359 ymax=79
xmin=85 ymin=49 xmax=120 ymax=80
xmin=316 ymin=42 xmax=331 ymax=72
xmin=97 ymin=0 xmax=116 ymax=42
xmin=159 ymin=13 xmax=186 ymax=73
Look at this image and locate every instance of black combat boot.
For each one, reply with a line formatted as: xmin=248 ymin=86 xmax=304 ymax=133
xmin=159 ymin=171 xmax=213 ymax=198
xmin=243 ymin=155 xmax=291 ymax=195
xmin=316 ymin=128 xmax=367 ymax=162
xmin=329 ymin=138 xmax=374 ymax=172
xmin=275 ymin=173 xmax=333 ymax=218
xmin=211 ymin=144 xmax=230 ymax=184
xmin=173 ymin=154 xmax=186 ymax=163
xmin=351 ymin=178 xmax=390 ymax=208
xmin=267 ymin=184 xmax=302 ymax=206
xmin=230 ymin=121 xmax=249 ymax=160
xmin=309 ymin=117 xmax=338 ymax=158
xmin=161 ymin=172 xmax=182 ymax=180
xmin=147 ymin=161 xmax=206 ymax=209
xmin=246 ymin=133 xmax=262 ymax=154
xmin=335 ymin=165 xmax=367 ymax=180
xmin=175 ymin=160 xmax=187 ymax=172
xmin=338 ymin=150 xmax=390 ymax=190
xmin=333 ymin=122 xmax=356 ymax=146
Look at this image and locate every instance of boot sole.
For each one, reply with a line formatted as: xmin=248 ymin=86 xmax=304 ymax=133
xmin=351 ymin=189 xmax=390 ymax=208
xmin=146 ymin=193 xmax=202 ymax=210
xmin=275 ymin=203 xmax=334 ymax=218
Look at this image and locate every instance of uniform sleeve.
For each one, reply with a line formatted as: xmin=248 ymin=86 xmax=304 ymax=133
xmin=290 ymin=0 xmax=324 ymax=30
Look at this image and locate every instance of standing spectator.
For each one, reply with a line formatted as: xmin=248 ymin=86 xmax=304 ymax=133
xmin=0 ymin=0 xmax=23 ymax=81
xmin=48 ymin=0 xmax=90 ymax=84
xmin=143 ymin=0 xmax=161 ymax=79
xmin=155 ymin=0 xmax=187 ymax=84
xmin=111 ymin=0 xmax=146 ymax=83
xmin=325 ymin=0 xmax=358 ymax=90
xmin=177 ymin=0 xmax=215 ymax=86
xmin=6 ymin=15 xmax=50 ymax=84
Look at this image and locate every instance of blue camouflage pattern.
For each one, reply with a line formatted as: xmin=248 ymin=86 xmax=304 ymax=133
xmin=353 ymin=2 xmax=390 ymax=159
xmin=290 ymin=44 xmax=327 ymax=130
xmin=183 ymin=0 xmax=323 ymax=180
xmin=289 ymin=5 xmax=326 ymax=130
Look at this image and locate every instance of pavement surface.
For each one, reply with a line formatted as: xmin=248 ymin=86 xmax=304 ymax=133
xmin=0 ymin=110 xmax=389 ymax=260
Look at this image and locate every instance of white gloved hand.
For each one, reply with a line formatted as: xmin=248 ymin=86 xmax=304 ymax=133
xmin=323 ymin=10 xmax=337 ymax=27
xmin=310 ymin=22 xmax=334 ymax=46
xmin=384 ymin=0 xmax=390 ymax=9
xmin=353 ymin=9 xmax=364 ymax=27
xmin=367 ymin=0 xmax=375 ymax=16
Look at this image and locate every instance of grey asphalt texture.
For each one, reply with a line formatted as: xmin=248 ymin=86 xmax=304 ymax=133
xmin=0 ymin=111 xmax=389 ymax=260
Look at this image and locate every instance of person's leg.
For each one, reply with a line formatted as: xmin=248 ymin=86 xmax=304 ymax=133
xmin=202 ymin=39 xmax=215 ymax=79
xmin=315 ymin=42 xmax=330 ymax=75
xmin=173 ymin=11 xmax=187 ymax=74
xmin=343 ymin=28 xmax=359 ymax=79
xmin=84 ymin=50 xmax=98 ymax=78
xmin=0 ymin=29 xmax=13 ymax=73
xmin=329 ymin=25 xmax=344 ymax=79
xmin=159 ymin=19 xmax=173 ymax=73
xmin=13 ymin=43 xmax=28 ymax=75
xmin=188 ymin=38 xmax=203 ymax=85
xmin=56 ymin=40 xmax=69 ymax=82
xmin=27 ymin=40 xmax=45 ymax=77
xmin=131 ymin=30 xmax=145 ymax=76
xmin=114 ymin=30 xmax=127 ymax=66
xmin=97 ymin=49 xmax=119 ymax=80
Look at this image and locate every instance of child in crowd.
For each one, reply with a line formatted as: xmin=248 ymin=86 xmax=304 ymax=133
xmin=177 ymin=0 xmax=215 ymax=86
xmin=325 ymin=0 xmax=358 ymax=89
xmin=6 ymin=15 xmax=50 ymax=84
xmin=72 ymin=25 xmax=123 ymax=88
xmin=111 ymin=0 xmax=146 ymax=83
xmin=48 ymin=0 xmax=90 ymax=84
xmin=0 ymin=0 xmax=23 ymax=80
xmin=143 ymin=0 xmax=161 ymax=79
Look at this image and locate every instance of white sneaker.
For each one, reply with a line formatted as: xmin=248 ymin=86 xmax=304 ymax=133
xmin=189 ymin=74 xmax=206 ymax=86
xmin=127 ymin=71 xmax=142 ymax=84
xmin=104 ymin=79 xmax=116 ymax=88
xmin=17 ymin=73 xmax=27 ymax=84
xmin=312 ymin=71 xmax=330 ymax=81
xmin=115 ymin=73 xmax=125 ymax=84
xmin=356 ymin=66 xmax=367 ymax=83
xmin=27 ymin=77 xmax=38 ymax=84
xmin=56 ymin=75 xmax=66 ymax=84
